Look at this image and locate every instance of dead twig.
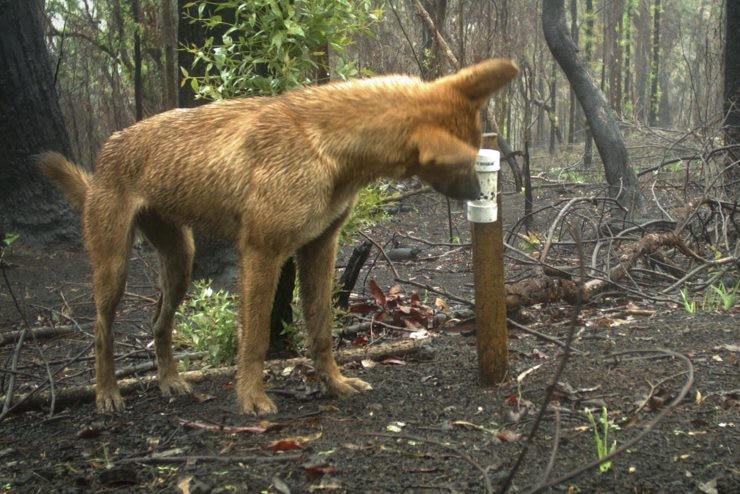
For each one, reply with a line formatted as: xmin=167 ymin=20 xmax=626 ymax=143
xmin=1 ymin=264 xmax=57 ymax=419
xmin=507 ymin=319 xmax=585 ymax=355
xmin=632 ymin=370 xmax=690 ymax=416
xmin=117 ymin=453 xmax=303 ymax=465
xmin=497 ymin=226 xmax=584 ymax=494
xmin=525 ymin=349 xmax=694 ymax=493
xmin=536 ymin=407 xmax=561 ymax=490
xmin=2 ymin=328 xmax=27 ymax=414
xmin=411 ymin=0 xmax=460 ymax=70
xmin=367 ymin=432 xmax=494 ymax=494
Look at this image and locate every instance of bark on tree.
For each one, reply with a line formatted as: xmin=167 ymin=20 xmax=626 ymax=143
xmin=130 ymin=0 xmax=143 ymax=121
xmin=0 ymin=0 xmax=78 ymax=245
xmin=161 ymin=0 xmax=178 ymax=109
xmin=549 ymin=62 xmax=559 ymax=154
xmin=542 ymin=0 xmax=640 ymax=214
xmin=567 ymin=0 xmax=579 ymax=145
xmin=609 ymin=0 xmax=625 ymax=116
xmin=583 ymin=0 xmax=594 ymax=168
xmin=623 ymin=0 xmax=635 ymax=117
xmin=648 ymin=0 xmax=661 ymax=127
xmin=725 ymin=0 xmax=740 ymax=187
xmin=416 ymin=0 xmax=449 ymax=80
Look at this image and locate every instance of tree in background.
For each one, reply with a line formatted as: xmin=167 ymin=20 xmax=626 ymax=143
xmin=582 ymin=0 xmax=595 ymax=168
xmin=622 ymin=0 xmax=635 ymax=118
xmin=0 ymin=0 xmax=78 ymax=245
xmin=542 ymin=0 xmax=640 ymax=214
xmin=648 ymin=0 xmax=661 ymax=127
xmin=725 ymin=0 xmax=740 ymax=187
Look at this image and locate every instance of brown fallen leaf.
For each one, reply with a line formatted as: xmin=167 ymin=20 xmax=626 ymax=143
xmin=267 ymin=439 xmax=303 ymax=452
xmin=267 ymin=431 xmax=323 ymax=451
xmin=177 ymin=475 xmax=193 ymax=494
xmin=496 ymin=429 xmax=522 ymax=442
xmin=190 ymin=391 xmax=216 ymax=403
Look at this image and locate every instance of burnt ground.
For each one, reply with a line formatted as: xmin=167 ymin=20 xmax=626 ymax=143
xmin=1 ymin=183 xmax=739 ymax=494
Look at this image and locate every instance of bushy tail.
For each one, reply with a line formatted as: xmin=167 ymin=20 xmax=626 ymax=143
xmin=36 ymin=152 xmax=91 ymax=211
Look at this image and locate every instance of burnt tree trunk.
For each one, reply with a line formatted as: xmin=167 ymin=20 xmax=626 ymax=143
xmin=130 ymin=0 xmax=143 ymax=121
xmin=417 ymin=0 xmax=449 ymax=80
xmin=724 ymin=0 xmax=740 ymax=190
xmin=0 ymin=0 xmax=78 ymax=245
xmin=161 ymin=0 xmax=178 ymax=109
xmin=623 ymin=0 xmax=634 ymax=117
xmin=542 ymin=0 xmax=640 ymax=214
xmin=582 ymin=0 xmax=594 ymax=168
xmin=648 ymin=0 xmax=661 ymax=127
xmin=567 ymin=0 xmax=579 ymax=145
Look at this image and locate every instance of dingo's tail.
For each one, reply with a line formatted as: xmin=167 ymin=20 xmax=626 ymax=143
xmin=37 ymin=152 xmax=90 ymax=211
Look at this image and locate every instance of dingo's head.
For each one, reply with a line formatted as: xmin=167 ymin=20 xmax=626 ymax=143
xmin=407 ymin=59 xmax=518 ymax=200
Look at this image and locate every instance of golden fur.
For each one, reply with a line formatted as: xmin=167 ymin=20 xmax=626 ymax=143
xmin=38 ymin=59 xmax=518 ymax=414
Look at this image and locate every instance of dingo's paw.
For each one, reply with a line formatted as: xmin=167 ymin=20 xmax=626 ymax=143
xmin=159 ymin=375 xmax=192 ymax=397
xmin=239 ymin=390 xmax=278 ymax=416
xmin=324 ymin=374 xmax=373 ymax=396
xmin=96 ymin=388 xmax=124 ymax=413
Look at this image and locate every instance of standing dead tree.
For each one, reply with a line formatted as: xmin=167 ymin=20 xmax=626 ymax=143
xmin=542 ymin=0 xmax=641 ymax=217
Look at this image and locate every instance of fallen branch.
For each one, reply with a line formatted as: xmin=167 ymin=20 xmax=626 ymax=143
xmin=3 ymin=338 xmax=431 ymax=414
xmin=0 ymin=323 xmax=93 ymax=346
xmin=117 ymin=452 xmax=303 ymax=465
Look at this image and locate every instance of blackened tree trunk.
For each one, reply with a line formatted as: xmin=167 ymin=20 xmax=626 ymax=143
xmin=0 ymin=0 xmax=78 ymax=245
xmin=567 ymin=0 xmax=579 ymax=145
xmin=725 ymin=0 xmax=740 ymax=187
xmin=549 ymin=62 xmax=558 ymax=154
xmin=130 ymin=0 xmax=143 ymax=120
xmin=417 ymin=0 xmax=449 ymax=80
xmin=623 ymin=0 xmax=635 ymax=118
xmin=161 ymin=0 xmax=178 ymax=110
xmin=609 ymin=0 xmax=624 ymax=116
xmin=648 ymin=0 xmax=661 ymax=127
xmin=582 ymin=0 xmax=594 ymax=168
xmin=543 ymin=0 xmax=640 ymax=214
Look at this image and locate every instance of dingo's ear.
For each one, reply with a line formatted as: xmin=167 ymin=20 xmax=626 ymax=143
xmin=410 ymin=126 xmax=478 ymax=167
xmin=436 ymin=58 xmax=519 ymax=107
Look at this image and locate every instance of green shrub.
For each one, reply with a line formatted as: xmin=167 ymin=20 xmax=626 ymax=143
xmin=176 ymin=280 xmax=238 ymax=366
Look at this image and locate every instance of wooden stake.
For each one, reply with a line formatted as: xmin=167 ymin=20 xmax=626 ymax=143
xmin=474 ymin=134 xmax=508 ymax=384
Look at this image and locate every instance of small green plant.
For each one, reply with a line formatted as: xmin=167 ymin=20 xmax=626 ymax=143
xmin=2 ymin=233 xmax=19 ymax=248
xmin=585 ymin=407 xmax=618 ymax=473
xmin=518 ymin=231 xmax=542 ymax=254
xmin=341 ymin=182 xmax=393 ymax=241
xmin=176 ymin=280 xmax=238 ymax=366
xmin=680 ymin=287 xmax=697 ymax=314
xmin=707 ymin=281 xmax=739 ymax=311
xmin=681 ymin=281 xmax=739 ymax=314
xmin=1 ymin=233 xmax=19 ymax=264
